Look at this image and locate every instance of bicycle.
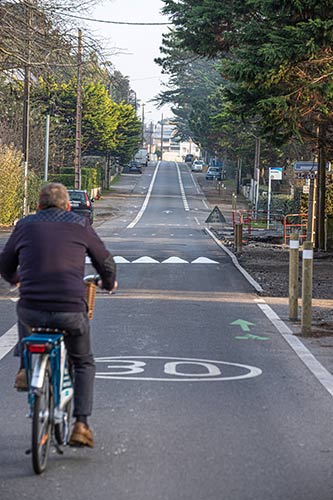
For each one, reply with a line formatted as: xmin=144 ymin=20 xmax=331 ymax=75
xmin=22 ymin=274 xmax=99 ymax=474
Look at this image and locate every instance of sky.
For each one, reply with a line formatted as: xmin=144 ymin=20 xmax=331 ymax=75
xmin=84 ymin=0 xmax=172 ymax=123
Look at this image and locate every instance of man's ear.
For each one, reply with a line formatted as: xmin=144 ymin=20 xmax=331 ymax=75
xmin=66 ymin=201 xmax=71 ymax=212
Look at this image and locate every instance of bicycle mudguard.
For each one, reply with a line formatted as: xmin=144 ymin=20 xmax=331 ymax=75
xmin=31 ymin=354 xmax=49 ymax=390
xmin=23 ymin=334 xmax=63 ymax=392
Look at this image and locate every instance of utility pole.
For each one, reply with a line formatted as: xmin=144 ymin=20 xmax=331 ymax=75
xmin=22 ymin=1 xmax=32 ymax=215
xmin=149 ymin=121 xmax=153 ymax=155
xmin=141 ymin=103 xmax=145 ymax=146
xmin=160 ymin=113 xmax=164 ymax=161
xmin=74 ymin=29 xmax=82 ymax=189
xmin=254 ymin=136 xmax=261 ymax=217
xmin=44 ymin=113 xmax=50 ymax=182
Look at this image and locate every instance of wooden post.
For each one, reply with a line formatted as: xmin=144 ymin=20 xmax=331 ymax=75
xmin=289 ymin=234 xmax=299 ymax=321
xmin=234 ymin=223 xmax=243 ymax=252
xmin=301 ymin=241 xmax=313 ymax=336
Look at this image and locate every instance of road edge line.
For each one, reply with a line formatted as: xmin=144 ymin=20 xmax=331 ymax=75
xmin=257 ymin=303 xmax=333 ymax=398
xmin=126 ymin=161 xmax=161 ymax=229
xmin=205 ymin=227 xmax=263 ymax=292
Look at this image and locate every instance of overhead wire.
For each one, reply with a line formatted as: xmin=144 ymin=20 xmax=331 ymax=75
xmin=56 ymin=11 xmax=171 ymax=26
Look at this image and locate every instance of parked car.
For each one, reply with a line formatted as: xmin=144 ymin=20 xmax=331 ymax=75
xmin=191 ymin=160 xmax=205 ymax=172
xmin=205 ymin=166 xmax=222 ymax=180
xmin=128 ymin=161 xmax=142 ymax=174
xmin=185 ymin=153 xmax=194 ymax=163
xmin=68 ymin=189 xmax=94 ymax=224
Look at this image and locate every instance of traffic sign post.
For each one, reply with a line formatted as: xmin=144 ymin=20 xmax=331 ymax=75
xmin=267 ymin=167 xmax=283 ymax=229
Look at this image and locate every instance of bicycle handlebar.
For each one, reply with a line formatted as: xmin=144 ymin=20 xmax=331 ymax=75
xmin=83 ymin=274 xmax=100 ymax=285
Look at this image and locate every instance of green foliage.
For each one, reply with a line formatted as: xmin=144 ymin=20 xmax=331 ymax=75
xmin=50 ymin=166 xmax=101 ymax=193
xmin=326 ymin=183 xmax=333 ymax=215
xmin=258 ymin=193 xmax=301 ymax=215
xmin=48 ymin=174 xmax=75 ymax=188
xmin=0 ymin=144 xmax=24 ymax=225
xmin=114 ymin=103 xmax=142 ymax=164
xmin=32 ymin=78 xmax=142 ymax=165
xmin=27 ymin=172 xmax=44 ymax=213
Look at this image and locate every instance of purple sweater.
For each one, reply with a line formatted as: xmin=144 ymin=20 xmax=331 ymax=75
xmin=0 ymin=208 xmax=116 ymax=312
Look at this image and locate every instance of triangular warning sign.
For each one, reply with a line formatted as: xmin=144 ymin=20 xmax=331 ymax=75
xmin=205 ymin=205 xmax=226 ymax=223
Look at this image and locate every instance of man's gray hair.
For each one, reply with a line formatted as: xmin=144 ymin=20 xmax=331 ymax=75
xmin=38 ymin=183 xmax=70 ymax=211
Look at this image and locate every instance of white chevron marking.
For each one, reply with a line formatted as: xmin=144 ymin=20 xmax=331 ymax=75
xmin=162 ymin=257 xmax=189 ymax=264
xmin=114 ymin=256 xmax=130 ymax=263
xmin=132 ymin=256 xmax=160 ymax=263
xmin=191 ymin=257 xmax=219 ymax=264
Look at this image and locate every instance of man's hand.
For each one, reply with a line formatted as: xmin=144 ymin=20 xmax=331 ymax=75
xmin=97 ymin=279 xmax=118 ymax=293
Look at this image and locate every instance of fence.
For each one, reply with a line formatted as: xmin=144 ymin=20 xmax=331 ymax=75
xmin=283 ymin=213 xmax=307 ymax=246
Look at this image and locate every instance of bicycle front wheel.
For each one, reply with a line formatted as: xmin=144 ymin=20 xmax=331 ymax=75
xmin=32 ymin=365 xmax=53 ymax=474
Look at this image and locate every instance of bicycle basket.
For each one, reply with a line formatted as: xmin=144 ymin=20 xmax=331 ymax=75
xmin=85 ymin=282 xmax=97 ymax=320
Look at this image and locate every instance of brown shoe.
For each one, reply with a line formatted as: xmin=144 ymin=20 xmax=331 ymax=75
xmin=14 ymin=368 xmax=28 ymax=391
xmin=69 ymin=422 xmax=94 ymax=448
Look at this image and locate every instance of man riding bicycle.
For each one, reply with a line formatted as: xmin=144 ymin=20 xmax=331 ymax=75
xmin=0 ymin=183 xmax=117 ymax=448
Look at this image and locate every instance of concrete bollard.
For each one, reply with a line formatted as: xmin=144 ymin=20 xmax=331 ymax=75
xmin=234 ymin=223 xmax=243 ymax=252
xmin=289 ymin=234 xmax=299 ymax=321
xmin=301 ymin=240 xmax=313 ymax=336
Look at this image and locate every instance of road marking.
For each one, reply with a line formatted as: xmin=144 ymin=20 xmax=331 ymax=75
xmin=127 ymin=161 xmax=161 ymax=228
xmin=162 ymin=257 xmax=189 ymax=264
xmin=257 ymin=302 xmax=333 ymax=398
xmin=95 ymin=356 xmax=262 ymax=382
xmin=205 ymin=228 xmax=263 ymax=292
xmin=235 ymin=333 xmax=269 ymax=341
xmin=132 ymin=256 xmax=160 ymax=263
xmin=202 ymin=199 xmax=209 ymax=209
xmin=114 ymin=256 xmax=130 ymax=263
xmin=194 ymin=216 xmax=200 ymax=226
xmin=191 ymin=257 xmax=218 ymax=264
xmin=87 ymin=255 xmax=220 ymax=264
xmin=231 ymin=319 xmax=255 ymax=332
xmin=175 ymin=162 xmax=190 ymax=211
xmin=0 ymin=324 xmax=17 ymax=361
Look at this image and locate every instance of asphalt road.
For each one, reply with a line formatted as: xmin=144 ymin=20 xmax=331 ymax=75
xmin=0 ymin=161 xmax=333 ymax=500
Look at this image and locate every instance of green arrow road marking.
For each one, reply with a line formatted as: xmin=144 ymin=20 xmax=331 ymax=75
xmin=230 ymin=319 xmax=255 ymax=332
xmin=235 ymin=333 xmax=269 ymax=341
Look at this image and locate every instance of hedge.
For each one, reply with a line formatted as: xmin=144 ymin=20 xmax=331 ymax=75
xmin=49 ymin=166 xmax=101 ymax=194
xmin=0 ymin=144 xmax=24 ymax=225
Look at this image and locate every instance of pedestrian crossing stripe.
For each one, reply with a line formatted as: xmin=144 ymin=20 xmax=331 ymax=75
xmin=85 ymin=256 xmax=219 ymax=264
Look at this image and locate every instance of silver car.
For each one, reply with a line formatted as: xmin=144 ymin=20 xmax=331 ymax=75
xmin=191 ymin=160 xmax=204 ymax=172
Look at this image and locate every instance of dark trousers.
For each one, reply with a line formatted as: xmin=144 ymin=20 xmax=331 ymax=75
xmin=17 ymin=304 xmax=95 ymax=417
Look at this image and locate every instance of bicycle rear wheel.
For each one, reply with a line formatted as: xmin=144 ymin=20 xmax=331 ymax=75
xmin=32 ymin=364 xmax=53 ymax=474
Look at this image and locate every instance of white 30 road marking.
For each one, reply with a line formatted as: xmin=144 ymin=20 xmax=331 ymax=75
xmin=175 ymin=163 xmax=190 ymax=211
xmin=95 ymin=356 xmax=262 ymax=382
xmin=127 ymin=161 xmax=161 ymax=229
